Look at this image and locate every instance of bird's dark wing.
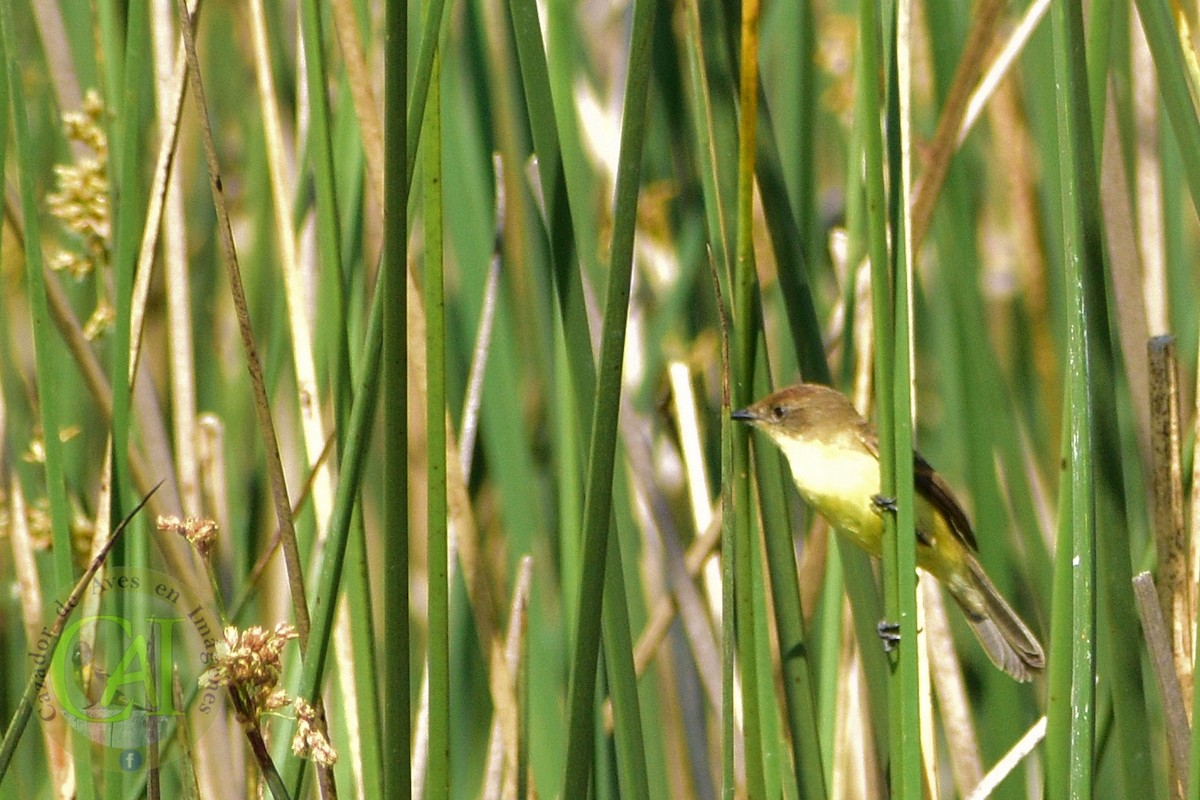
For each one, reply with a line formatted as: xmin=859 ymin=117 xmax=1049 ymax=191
xmin=854 ymin=423 xmax=979 ymax=552
xmin=913 ymin=452 xmax=978 ymax=551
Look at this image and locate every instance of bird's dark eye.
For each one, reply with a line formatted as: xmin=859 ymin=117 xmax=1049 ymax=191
xmin=771 ymin=405 xmax=785 ymax=421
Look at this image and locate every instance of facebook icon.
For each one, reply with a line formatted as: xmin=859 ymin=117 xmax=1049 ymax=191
xmin=120 ymin=749 xmax=143 ymax=772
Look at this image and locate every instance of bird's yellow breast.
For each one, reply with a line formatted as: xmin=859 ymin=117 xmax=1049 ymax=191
xmin=769 ymin=432 xmax=973 ymax=580
xmin=772 ymin=435 xmax=886 ymax=554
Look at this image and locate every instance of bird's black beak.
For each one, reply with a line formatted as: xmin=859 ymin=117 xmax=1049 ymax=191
xmin=731 ymin=407 xmax=756 ymax=422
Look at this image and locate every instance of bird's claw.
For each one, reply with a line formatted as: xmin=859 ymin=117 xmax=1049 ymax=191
xmin=872 ymin=493 xmax=898 ymax=513
xmin=877 ymin=620 xmax=901 ymax=653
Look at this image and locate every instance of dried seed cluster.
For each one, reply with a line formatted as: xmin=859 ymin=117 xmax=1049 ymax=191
xmin=198 ymin=623 xmax=338 ymax=766
xmin=200 ymin=623 xmax=297 ymax=722
xmin=156 ymin=514 xmax=219 ymax=559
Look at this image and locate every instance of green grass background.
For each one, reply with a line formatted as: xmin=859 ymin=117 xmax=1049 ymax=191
xmin=0 ymin=0 xmax=1196 ymax=797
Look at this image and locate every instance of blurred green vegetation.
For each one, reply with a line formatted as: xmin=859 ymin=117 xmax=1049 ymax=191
xmin=0 ymin=0 xmax=1196 ymax=796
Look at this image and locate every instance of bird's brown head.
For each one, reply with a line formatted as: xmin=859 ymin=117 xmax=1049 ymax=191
xmin=731 ymin=383 xmax=864 ymax=443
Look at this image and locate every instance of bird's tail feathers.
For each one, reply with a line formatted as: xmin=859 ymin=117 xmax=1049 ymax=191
xmin=954 ymin=555 xmax=1045 ymax=682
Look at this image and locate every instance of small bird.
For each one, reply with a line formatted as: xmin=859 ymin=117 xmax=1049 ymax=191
xmin=732 ymin=383 xmax=1045 ymax=681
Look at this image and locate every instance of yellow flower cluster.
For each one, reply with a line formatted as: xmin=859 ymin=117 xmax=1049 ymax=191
xmin=47 ymin=89 xmax=110 ymax=283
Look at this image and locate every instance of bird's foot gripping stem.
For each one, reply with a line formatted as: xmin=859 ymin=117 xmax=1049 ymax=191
xmin=876 ymin=620 xmax=901 ymax=653
xmin=872 ymin=493 xmax=898 ymax=513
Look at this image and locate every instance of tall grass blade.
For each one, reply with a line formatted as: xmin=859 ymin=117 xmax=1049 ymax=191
xmin=730 ymin=0 xmax=767 ymax=794
xmin=382 ymin=0 xmax=410 ymax=795
xmin=883 ymin=0 xmax=921 ymax=795
xmin=559 ymin=0 xmax=658 ymax=793
xmin=423 ymin=45 xmax=449 ymax=800
xmin=1045 ymin=0 xmax=1101 ymax=794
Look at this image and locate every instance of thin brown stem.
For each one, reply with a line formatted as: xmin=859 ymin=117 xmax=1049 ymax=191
xmin=173 ymin=0 xmax=309 ymax=648
xmin=909 ymin=0 xmax=1006 ymax=251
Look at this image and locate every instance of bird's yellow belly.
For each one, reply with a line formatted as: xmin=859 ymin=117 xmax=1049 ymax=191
xmin=779 ymin=437 xmax=886 ymax=554
xmin=777 ymin=436 xmax=969 ymax=577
